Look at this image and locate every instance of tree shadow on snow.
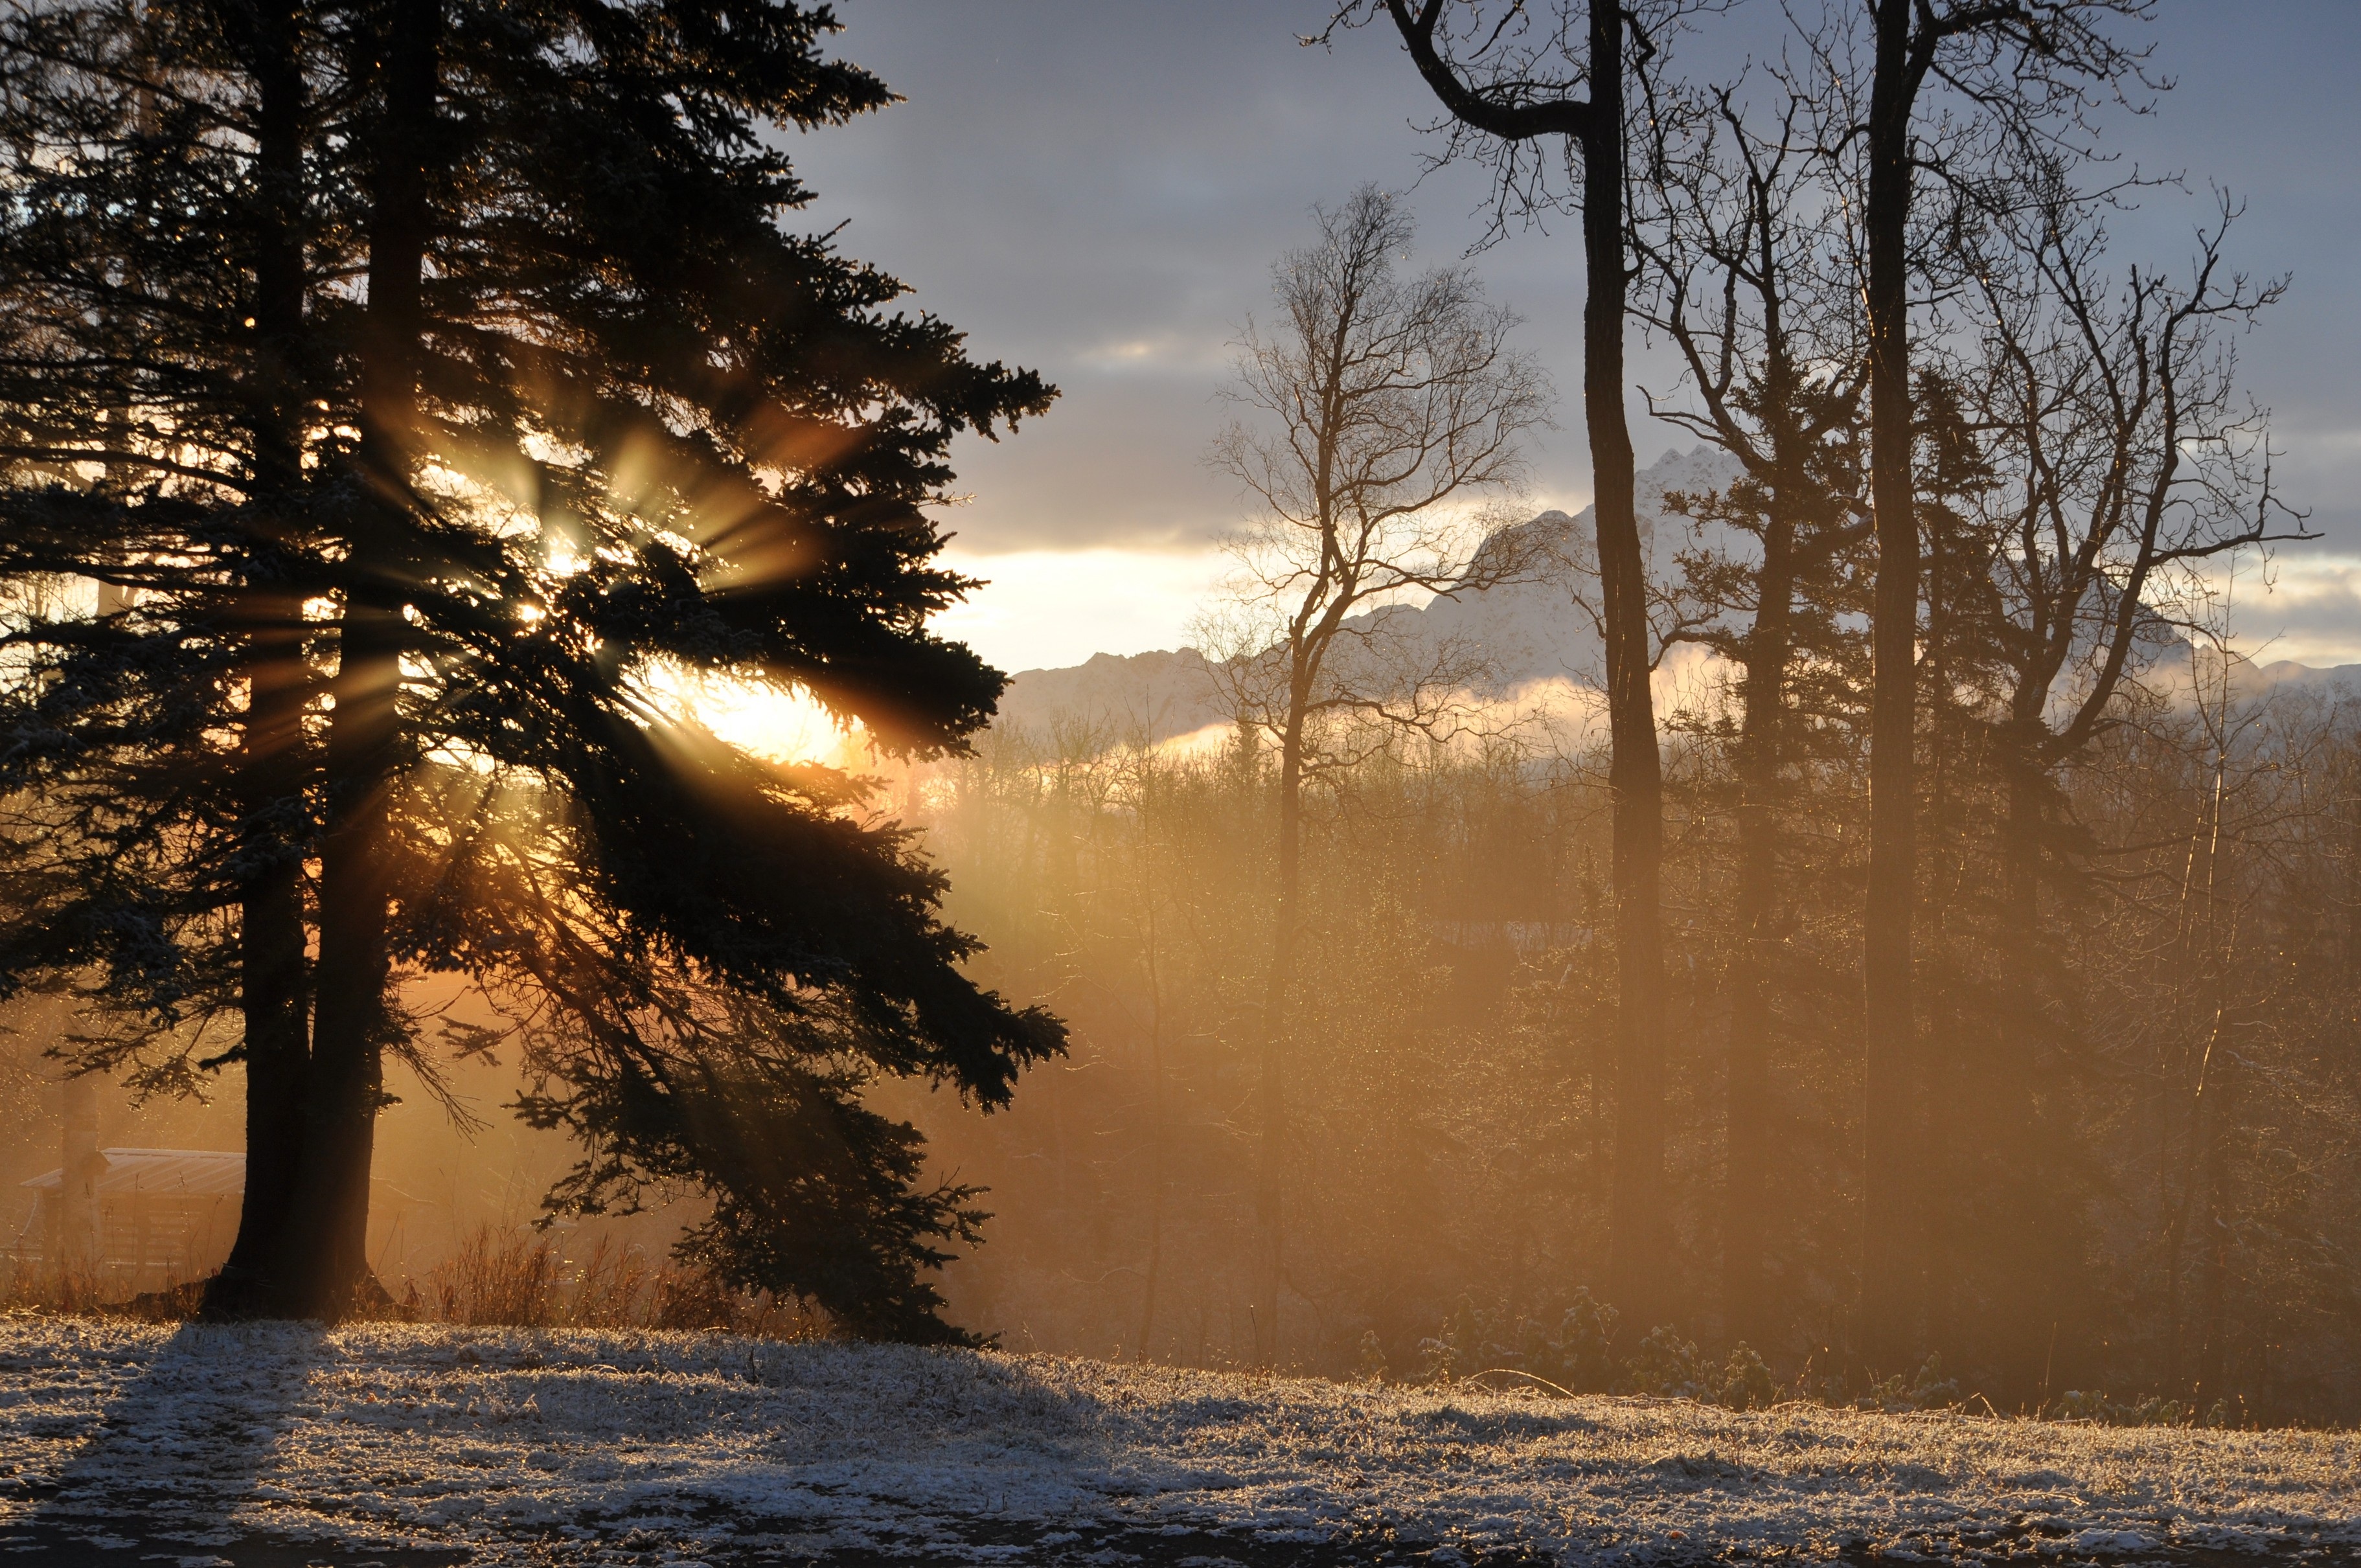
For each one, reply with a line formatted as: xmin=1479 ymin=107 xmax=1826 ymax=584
xmin=687 ymin=1349 xmax=1446 ymax=1568
xmin=2 ymin=1319 xmax=464 ymax=1568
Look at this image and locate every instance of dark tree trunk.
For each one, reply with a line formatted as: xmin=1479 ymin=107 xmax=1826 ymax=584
xmin=1722 ymin=493 xmax=1798 ymax=1352
xmin=1859 ymin=0 xmax=1924 ymax=1374
xmin=205 ymin=0 xmax=315 ymax=1319
xmin=216 ymin=657 xmax=311 ymax=1311
xmin=1376 ymin=0 xmax=1667 ymax=1339
xmin=1584 ymin=3 xmax=1667 ymax=1339
xmin=275 ymin=0 xmax=439 ymax=1318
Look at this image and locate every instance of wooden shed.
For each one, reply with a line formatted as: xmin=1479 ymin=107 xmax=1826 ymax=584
xmin=17 ymin=1147 xmax=243 ymax=1289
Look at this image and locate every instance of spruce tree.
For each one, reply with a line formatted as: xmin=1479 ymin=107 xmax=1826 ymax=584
xmin=0 ymin=0 xmax=1063 ymax=1338
xmin=0 ymin=1 xmax=332 ymax=1291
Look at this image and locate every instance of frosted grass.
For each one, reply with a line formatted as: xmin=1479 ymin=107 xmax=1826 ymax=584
xmin=3 ymin=1319 xmax=2355 ymax=1564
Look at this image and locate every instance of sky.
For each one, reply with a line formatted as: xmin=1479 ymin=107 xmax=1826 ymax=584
xmin=788 ymin=2 xmax=2361 ymax=676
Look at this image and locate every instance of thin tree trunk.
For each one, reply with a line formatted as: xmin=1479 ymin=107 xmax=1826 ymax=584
xmin=1584 ymin=4 xmax=1666 ymax=1337
xmin=1859 ymin=0 xmax=1924 ymax=1374
xmin=1376 ymin=0 xmax=1649 ymax=1326
xmin=2194 ymin=1046 xmax=2235 ymax=1405
xmin=207 ymin=0 xmax=314 ymax=1319
xmin=1137 ymin=876 xmax=1167 ymax=1362
xmin=1255 ymin=712 xmax=1304 ymax=1364
xmin=1722 ymin=500 xmax=1797 ymax=1352
xmin=1917 ymin=535 xmax=1965 ymax=1383
xmin=2163 ymin=750 xmax=2230 ymax=1396
xmin=2163 ymin=1003 xmax=2228 ymax=1397
xmin=1921 ymin=973 xmax=1965 ymax=1370
xmin=1998 ymin=745 xmax=2050 ymax=1392
xmin=278 ymin=0 xmax=438 ymax=1317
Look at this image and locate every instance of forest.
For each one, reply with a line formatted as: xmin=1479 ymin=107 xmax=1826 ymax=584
xmin=911 ymin=652 xmax=2361 ymax=1421
xmin=875 ymin=1 xmax=2359 ymax=1424
xmin=3 ymin=0 xmax=2358 ymax=1492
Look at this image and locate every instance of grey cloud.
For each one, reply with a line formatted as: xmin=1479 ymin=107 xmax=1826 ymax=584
xmin=2230 ymin=556 xmax=2361 ymax=666
xmin=788 ymin=1 xmax=2361 ymax=582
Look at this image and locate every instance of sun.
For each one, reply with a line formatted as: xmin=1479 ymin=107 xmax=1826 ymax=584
xmin=638 ymin=663 xmax=866 ymax=768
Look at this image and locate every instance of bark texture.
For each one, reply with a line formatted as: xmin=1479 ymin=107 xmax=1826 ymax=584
xmin=1384 ymin=0 xmax=1669 ymax=1337
xmin=1858 ymin=0 xmax=1926 ymax=1374
xmin=206 ymin=0 xmax=314 ymax=1318
xmin=1720 ymin=480 xmax=1799 ymax=1352
xmin=1582 ymin=2 xmax=1668 ymax=1339
xmin=275 ymin=0 xmax=439 ymax=1317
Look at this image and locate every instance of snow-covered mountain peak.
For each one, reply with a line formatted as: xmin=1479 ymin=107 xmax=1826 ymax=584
xmin=992 ymin=447 xmax=1748 ymax=742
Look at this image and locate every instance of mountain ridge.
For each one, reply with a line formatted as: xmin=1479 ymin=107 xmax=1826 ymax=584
xmin=990 ymin=445 xmax=2361 ymax=744
xmin=992 ymin=444 xmax=1743 ymax=743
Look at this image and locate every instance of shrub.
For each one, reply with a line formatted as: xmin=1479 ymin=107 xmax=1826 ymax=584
xmin=1534 ymin=1290 xmax=1620 ymax=1393
xmin=1718 ymin=1342 xmax=1777 ymax=1410
xmin=1417 ymin=1295 xmax=1506 ymax=1384
xmin=1628 ymin=1324 xmax=1704 ymax=1398
xmin=1355 ymin=1327 xmax=1389 ymax=1383
xmin=2048 ymin=1388 xmax=2202 ymax=1426
xmin=1862 ymin=1353 xmax=1962 ymax=1413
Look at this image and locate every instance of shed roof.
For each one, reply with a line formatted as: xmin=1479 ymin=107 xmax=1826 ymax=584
xmin=22 ymin=1148 xmax=244 ymax=1198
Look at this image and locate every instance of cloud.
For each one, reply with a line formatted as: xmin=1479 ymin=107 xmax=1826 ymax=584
xmin=1077 ymin=332 xmax=1230 ymax=372
xmin=933 ymin=547 xmax=1233 ymax=674
xmin=2218 ymin=552 xmax=2361 ymax=667
xmin=786 ymin=1 xmax=2361 ymax=650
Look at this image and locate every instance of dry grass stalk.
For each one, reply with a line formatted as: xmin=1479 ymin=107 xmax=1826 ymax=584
xmin=424 ymin=1225 xmax=562 ymax=1327
xmin=407 ymin=1223 xmax=830 ymax=1339
xmin=0 ymin=1256 xmax=116 ymax=1315
xmin=2 ymin=1223 xmax=836 ymax=1341
xmin=568 ymin=1234 xmax=651 ymax=1328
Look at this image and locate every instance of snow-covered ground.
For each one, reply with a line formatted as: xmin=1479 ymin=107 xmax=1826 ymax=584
xmin=2 ymin=1319 xmax=2357 ymax=1566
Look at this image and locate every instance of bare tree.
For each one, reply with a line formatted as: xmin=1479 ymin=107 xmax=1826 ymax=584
xmin=1199 ymin=185 xmax=1547 ymax=1364
xmin=1967 ymin=191 xmax=2295 ymax=866
xmin=1803 ymin=0 xmax=2155 ymax=1372
xmin=1323 ymin=0 xmax=1682 ymax=1334
xmin=1629 ymin=77 xmax=1872 ymax=1353
xmin=1941 ymin=188 xmax=2300 ymax=1385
